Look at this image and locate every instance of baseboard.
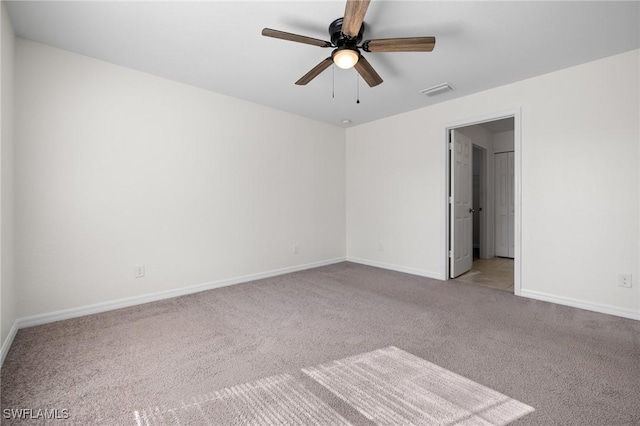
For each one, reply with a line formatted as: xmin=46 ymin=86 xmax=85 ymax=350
xmin=1 ymin=319 xmax=19 ymax=367
xmin=344 ymin=258 xmax=638 ymax=320
xmin=520 ymin=289 xmax=640 ymax=321
xmin=9 ymin=257 xmax=635 ymax=368
xmin=17 ymin=257 xmax=347 ymax=330
xmin=346 ymin=257 xmax=444 ymax=280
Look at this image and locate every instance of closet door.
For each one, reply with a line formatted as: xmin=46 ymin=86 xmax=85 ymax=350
xmin=495 ymin=152 xmax=514 ymax=258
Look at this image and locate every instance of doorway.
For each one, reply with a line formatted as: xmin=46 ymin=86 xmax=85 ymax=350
xmin=472 ymin=146 xmax=484 ymax=260
xmin=444 ymin=111 xmax=521 ymax=295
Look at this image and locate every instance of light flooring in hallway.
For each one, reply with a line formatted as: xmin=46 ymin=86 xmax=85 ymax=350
xmin=456 ymin=257 xmax=514 ymax=292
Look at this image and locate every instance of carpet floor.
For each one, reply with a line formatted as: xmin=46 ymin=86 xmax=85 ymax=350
xmin=2 ymin=262 xmax=639 ymax=425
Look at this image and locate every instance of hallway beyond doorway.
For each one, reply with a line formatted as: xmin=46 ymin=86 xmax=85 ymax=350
xmin=456 ymin=257 xmax=514 ymax=292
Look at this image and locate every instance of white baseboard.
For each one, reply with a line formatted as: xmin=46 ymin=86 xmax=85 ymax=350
xmin=346 ymin=256 xmax=444 ymax=280
xmin=345 ymin=258 xmax=638 ymax=321
xmin=5 ymin=258 xmax=636 ymax=369
xmin=16 ymin=257 xmax=347 ymax=331
xmin=1 ymin=319 xmax=19 ymax=367
xmin=520 ymin=289 xmax=640 ymax=321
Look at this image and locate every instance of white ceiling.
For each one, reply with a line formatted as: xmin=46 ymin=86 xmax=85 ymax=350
xmin=6 ymin=1 xmax=639 ymax=127
xmin=480 ymin=117 xmax=513 ymax=134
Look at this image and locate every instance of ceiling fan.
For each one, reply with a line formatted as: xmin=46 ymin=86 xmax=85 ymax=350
xmin=261 ymin=0 xmax=436 ymax=88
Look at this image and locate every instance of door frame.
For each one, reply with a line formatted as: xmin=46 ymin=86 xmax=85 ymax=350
xmin=442 ymin=108 xmax=522 ymax=296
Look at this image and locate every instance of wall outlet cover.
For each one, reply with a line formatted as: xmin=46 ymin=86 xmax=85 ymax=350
xmin=618 ymin=274 xmax=632 ymax=288
xmin=134 ymin=265 xmax=145 ymax=278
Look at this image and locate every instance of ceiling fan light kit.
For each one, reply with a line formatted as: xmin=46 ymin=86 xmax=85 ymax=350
xmin=332 ymin=47 xmax=360 ymax=69
xmin=262 ymin=0 xmax=436 ymax=88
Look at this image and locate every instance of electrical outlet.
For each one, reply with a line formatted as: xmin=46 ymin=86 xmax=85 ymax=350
xmin=134 ymin=265 xmax=145 ymax=278
xmin=293 ymin=244 xmax=300 ymax=254
xmin=378 ymin=242 xmax=384 ymax=252
xmin=618 ymin=274 xmax=632 ymax=288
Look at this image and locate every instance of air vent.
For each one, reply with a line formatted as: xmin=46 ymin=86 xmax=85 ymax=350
xmin=419 ymin=83 xmax=453 ymax=97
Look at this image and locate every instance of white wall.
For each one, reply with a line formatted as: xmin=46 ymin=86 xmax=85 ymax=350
xmin=494 ymin=130 xmax=515 ymax=153
xmin=9 ymin=39 xmax=640 ymax=324
xmin=1 ymin=1 xmax=16 ymax=350
xmin=15 ymin=39 xmax=346 ymax=318
xmin=347 ymin=49 xmax=639 ymax=318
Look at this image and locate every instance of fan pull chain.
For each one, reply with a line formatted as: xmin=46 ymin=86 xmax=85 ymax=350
xmin=356 ymin=73 xmax=360 ymax=104
xmin=332 ymin=65 xmax=335 ymax=99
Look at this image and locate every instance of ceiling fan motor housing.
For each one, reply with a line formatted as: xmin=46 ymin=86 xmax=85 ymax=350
xmin=329 ymin=17 xmax=365 ymax=47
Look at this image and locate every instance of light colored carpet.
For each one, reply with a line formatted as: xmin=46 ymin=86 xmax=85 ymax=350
xmin=134 ymin=346 xmax=533 ymax=426
xmin=302 ymin=347 xmax=533 ymax=426
xmin=2 ymin=262 xmax=639 ymax=424
xmin=134 ymin=374 xmax=350 ymax=426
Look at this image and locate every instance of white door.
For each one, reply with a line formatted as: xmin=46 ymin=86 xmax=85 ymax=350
xmin=495 ymin=151 xmax=515 ymax=258
xmin=450 ymin=130 xmax=473 ymax=277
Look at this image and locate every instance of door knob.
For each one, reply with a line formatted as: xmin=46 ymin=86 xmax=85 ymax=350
xmin=469 ymin=208 xmax=475 ymax=213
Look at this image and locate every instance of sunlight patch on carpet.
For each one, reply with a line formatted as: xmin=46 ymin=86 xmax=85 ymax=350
xmin=133 ymin=374 xmax=350 ymax=426
xmin=134 ymin=347 xmax=534 ymax=425
xmin=302 ymin=346 xmax=534 ymax=426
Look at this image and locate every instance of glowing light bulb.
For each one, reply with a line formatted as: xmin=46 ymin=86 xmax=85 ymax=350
xmin=333 ymin=49 xmax=359 ymax=69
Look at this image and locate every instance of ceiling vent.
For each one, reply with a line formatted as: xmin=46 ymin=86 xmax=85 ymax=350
xmin=419 ymin=83 xmax=453 ymax=97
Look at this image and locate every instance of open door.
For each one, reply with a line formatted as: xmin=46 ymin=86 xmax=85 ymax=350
xmin=450 ymin=129 xmax=473 ymax=278
xmin=495 ymin=151 xmax=515 ymax=258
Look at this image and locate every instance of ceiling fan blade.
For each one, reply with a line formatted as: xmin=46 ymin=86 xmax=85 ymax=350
xmin=262 ymin=28 xmax=331 ymax=48
xmin=363 ymin=37 xmax=436 ymax=52
xmin=354 ymin=55 xmax=383 ymax=87
xmin=342 ymin=0 xmax=370 ymax=38
xmin=295 ymin=58 xmax=334 ymax=85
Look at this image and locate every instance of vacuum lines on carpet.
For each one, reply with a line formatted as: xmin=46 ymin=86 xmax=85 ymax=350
xmin=134 ymin=347 xmax=534 ymax=425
